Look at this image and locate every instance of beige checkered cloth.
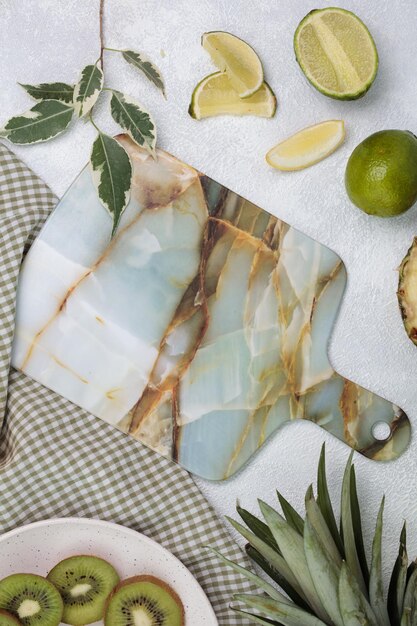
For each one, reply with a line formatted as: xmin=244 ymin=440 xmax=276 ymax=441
xmin=0 ymin=143 xmax=255 ymax=625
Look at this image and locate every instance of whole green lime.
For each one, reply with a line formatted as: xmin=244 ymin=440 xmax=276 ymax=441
xmin=345 ymin=130 xmax=417 ymax=217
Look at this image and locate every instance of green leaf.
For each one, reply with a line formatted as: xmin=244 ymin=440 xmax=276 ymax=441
xmin=259 ymin=500 xmax=330 ymax=623
xmin=338 ymin=561 xmax=378 ymax=626
xmin=73 ymin=63 xmax=103 ymax=117
xmin=226 ymin=517 xmax=305 ymax=601
xmin=232 ymin=608 xmax=283 ymax=626
xmin=110 ymin=90 xmax=156 ymax=156
xmin=317 ymin=443 xmax=345 ymax=557
xmin=277 ymin=491 xmax=304 ymax=535
xmin=206 ymin=547 xmax=290 ymax=604
xmin=90 ymin=133 xmax=132 ymax=236
xmin=389 ymin=523 xmax=408 ymax=626
xmin=305 ymin=486 xmax=342 ymax=568
xmin=246 ymin=545 xmax=310 ymax=611
xmin=304 ymin=515 xmax=344 ymax=626
xmin=235 ymin=594 xmax=328 ymax=626
xmin=121 ymin=50 xmax=165 ymax=95
xmin=340 ymin=452 xmax=367 ymax=597
xmin=237 ymin=504 xmax=279 ymax=552
xmin=369 ymin=497 xmax=390 ymax=626
xmin=401 ymin=563 xmax=417 ymax=626
xmin=350 ymin=465 xmax=370 ymax=587
xmin=19 ymin=82 xmax=74 ymax=103
xmin=2 ymin=100 xmax=73 ymax=144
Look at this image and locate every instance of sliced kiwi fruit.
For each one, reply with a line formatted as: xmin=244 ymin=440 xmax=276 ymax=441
xmin=105 ymin=575 xmax=185 ymax=626
xmin=47 ymin=555 xmax=119 ymax=625
xmin=0 ymin=610 xmax=22 ymax=626
xmin=0 ymin=574 xmax=63 ymax=626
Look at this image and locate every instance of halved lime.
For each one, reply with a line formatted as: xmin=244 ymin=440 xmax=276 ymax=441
xmin=266 ymin=120 xmax=345 ymax=171
xmin=294 ymin=8 xmax=378 ymax=100
xmin=202 ymin=31 xmax=263 ymax=98
xmin=189 ymin=72 xmax=276 ymax=119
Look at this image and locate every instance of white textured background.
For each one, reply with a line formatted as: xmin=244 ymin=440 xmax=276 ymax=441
xmin=1 ymin=0 xmax=417 ymax=586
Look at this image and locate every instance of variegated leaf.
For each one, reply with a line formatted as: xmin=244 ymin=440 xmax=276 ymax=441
xmin=2 ymin=100 xmax=73 ymax=144
xmin=110 ymin=90 xmax=156 ymax=155
xmin=121 ymin=49 xmax=165 ymax=95
xmin=90 ymin=133 xmax=132 ymax=236
xmin=73 ymin=64 xmax=103 ymax=117
xmin=19 ymin=82 xmax=74 ymax=103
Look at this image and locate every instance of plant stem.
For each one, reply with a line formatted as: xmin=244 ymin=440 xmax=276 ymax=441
xmin=89 ymin=113 xmax=101 ymax=133
xmin=99 ymin=0 xmax=105 ymax=70
xmin=103 ymin=46 xmax=123 ymax=53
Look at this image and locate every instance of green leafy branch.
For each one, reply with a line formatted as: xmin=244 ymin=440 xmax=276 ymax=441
xmin=0 ymin=0 xmax=165 ymax=236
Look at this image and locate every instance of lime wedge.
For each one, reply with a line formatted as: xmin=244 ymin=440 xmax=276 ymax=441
xmin=189 ymin=72 xmax=276 ymax=119
xmin=294 ymin=8 xmax=378 ymax=100
xmin=202 ymin=31 xmax=263 ymax=98
xmin=266 ymin=120 xmax=345 ymax=171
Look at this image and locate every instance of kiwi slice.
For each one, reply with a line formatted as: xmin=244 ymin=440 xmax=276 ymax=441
xmin=47 ymin=555 xmax=119 ymax=625
xmin=105 ymin=575 xmax=184 ymax=626
xmin=0 ymin=574 xmax=63 ymax=626
xmin=0 ymin=610 xmax=22 ymax=626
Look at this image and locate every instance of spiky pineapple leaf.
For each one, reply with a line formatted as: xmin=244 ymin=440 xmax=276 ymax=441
xmin=232 ymin=609 xmax=282 ymax=626
xmin=90 ymin=132 xmax=132 ymax=236
xmin=370 ymin=497 xmax=391 ymax=626
xmin=73 ymin=63 xmax=103 ymax=117
xmin=305 ymin=486 xmax=342 ymax=568
xmin=338 ymin=561 xmax=378 ymax=626
xmin=277 ymin=491 xmax=304 ymax=535
xmin=237 ymin=505 xmax=279 ymax=551
xmin=227 ymin=516 xmax=304 ymax=599
xmin=340 ymin=452 xmax=367 ymax=596
xmin=110 ymin=90 xmax=156 ymax=155
xmin=259 ymin=500 xmax=330 ymax=623
xmin=350 ymin=465 xmax=370 ymax=587
xmin=389 ymin=523 xmax=408 ymax=626
xmin=19 ymin=81 xmax=74 ymax=103
xmin=401 ymin=563 xmax=417 ymax=626
xmin=246 ymin=545 xmax=311 ymax=611
xmin=235 ymin=594 xmax=328 ymax=626
xmin=317 ymin=444 xmax=345 ymax=557
xmin=121 ymin=50 xmax=165 ymax=95
xmin=2 ymin=100 xmax=73 ymax=144
xmin=304 ymin=516 xmax=344 ymax=626
xmin=206 ymin=547 xmax=290 ymax=604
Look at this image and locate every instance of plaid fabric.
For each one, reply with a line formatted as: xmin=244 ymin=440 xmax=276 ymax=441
xmin=0 ymin=143 xmax=255 ymax=625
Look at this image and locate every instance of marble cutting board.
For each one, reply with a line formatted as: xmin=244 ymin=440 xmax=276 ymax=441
xmin=11 ymin=136 xmax=411 ymax=480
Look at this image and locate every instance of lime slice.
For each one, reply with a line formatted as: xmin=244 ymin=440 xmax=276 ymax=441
xmin=294 ymin=8 xmax=378 ymax=100
xmin=266 ymin=120 xmax=345 ymax=171
xmin=202 ymin=31 xmax=263 ymax=98
xmin=189 ymin=72 xmax=276 ymax=119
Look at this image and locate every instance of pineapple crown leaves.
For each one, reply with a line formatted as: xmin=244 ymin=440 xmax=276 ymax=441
xmin=1 ymin=45 xmax=164 ymax=238
xmin=210 ymin=444 xmax=416 ymax=626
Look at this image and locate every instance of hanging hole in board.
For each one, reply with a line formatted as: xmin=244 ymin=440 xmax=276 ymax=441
xmin=371 ymin=421 xmax=392 ymax=442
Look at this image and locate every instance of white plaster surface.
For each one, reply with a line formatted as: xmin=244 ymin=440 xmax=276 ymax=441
xmin=1 ymin=0 xmax=417 ymax=587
